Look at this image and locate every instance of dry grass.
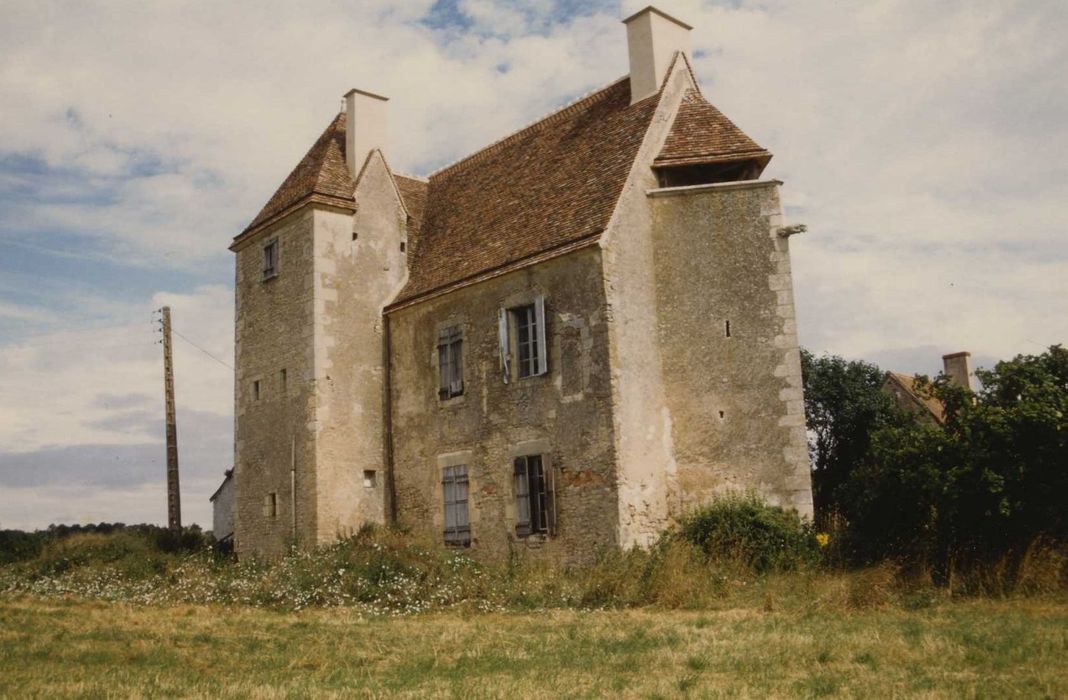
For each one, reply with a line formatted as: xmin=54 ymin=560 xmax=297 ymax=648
xmin=1 ymin=594 xmax=1066 ymax=698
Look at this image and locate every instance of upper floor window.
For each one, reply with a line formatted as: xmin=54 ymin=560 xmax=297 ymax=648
xmin=498 ymin=296 xmax=548 ymax=383
xmin=437 ymin=326 xmax=464 ymax=399
xmin=263 ymin=238 xmax=278 ymax=279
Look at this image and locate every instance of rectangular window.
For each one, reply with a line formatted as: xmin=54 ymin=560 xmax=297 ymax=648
xmin=363 ymin=470 xmax=377 ymax=488
xmin=442 ymin=465 xmax=471 ymax=546
xmin=514 ymin=455 xmax=554 ymax=537
xmin=264 ymin=492 xmax=277 ymax=518
xmin=252 ymin=380 xmax=261 ymax=401
xmin=263 ymin=238 xmax=278 ymax=279
xmin=510 ymin=296 xmax=547 ymax=379
xmin=437 ymin=326 xmax=464 ymax=399
xmin=280 ymin=368 xmax=287 ymax=392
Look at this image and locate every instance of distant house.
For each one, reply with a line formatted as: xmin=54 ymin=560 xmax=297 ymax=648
xmin=882 ymin=351 xmax=976 ymax=424
xmin=209 ymin=470 xmax=234 ymax=543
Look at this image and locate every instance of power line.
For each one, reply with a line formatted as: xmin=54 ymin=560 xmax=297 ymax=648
xmin=170 ymin=327 xmax=233 ymax=371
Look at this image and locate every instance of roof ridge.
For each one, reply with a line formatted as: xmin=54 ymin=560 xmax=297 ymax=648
xmin=393 ymin=171 xmax=428 ymax=182
xmin=428 ymin=76 xmax=631 ymax=179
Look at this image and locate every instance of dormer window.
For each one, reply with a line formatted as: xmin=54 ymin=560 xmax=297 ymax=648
xmin=263 ymin=238 xmax=278 ymax=279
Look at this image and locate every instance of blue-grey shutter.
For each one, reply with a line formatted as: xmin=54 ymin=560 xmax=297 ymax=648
xmin=514 ymin=457 xmax=531 ymax=536
xmin=498 ymin=307 xmax=510 ymax=383
xmin=535 ymin=295 xmax=548 ymax=376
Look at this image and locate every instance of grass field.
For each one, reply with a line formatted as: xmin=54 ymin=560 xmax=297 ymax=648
xmin=2 ymin=595 xmax=1067 ymax=698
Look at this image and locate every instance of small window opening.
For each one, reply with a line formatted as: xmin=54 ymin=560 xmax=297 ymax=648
xmin=718 ymin=410 xmax=725 ymax=420
xmin=363 ymin=470 xmax=377 ymax=488
xmin=725 ymin=320 xmax=731 ymax=338
xmin=655 ymin=159 xmax=763 ymax=188
xmin=400 ymin=240 xmax=407 ymax=253
xmin=352 ymin=231 xmax=358 ymax=242
xmin=266 ymin=492 xmax=277 ymax=518
xmin=252 ymin=380 xmax=261 ymax=401
xmin=280 ymin=368 xmax=287 ymax=391
xmin=262 ymin=238 xmax=278 ymax=279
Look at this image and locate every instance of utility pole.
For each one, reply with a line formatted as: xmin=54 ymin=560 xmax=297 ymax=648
xmin=161 ymin=306 xmax=182 ymax=531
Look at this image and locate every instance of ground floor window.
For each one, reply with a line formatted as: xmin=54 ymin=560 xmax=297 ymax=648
xmin=442 ymin=465 xmax=471 ymax=546
xmin=514 ymin=454 xmax=554 ymax=537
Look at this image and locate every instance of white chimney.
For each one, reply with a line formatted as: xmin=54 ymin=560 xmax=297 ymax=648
xmin=623 ymin=6 xmax=693 ymax=105
xmin=942 ymin=352 xmax=976 ymax=391
xmin=344 ymin=88 xmax=389 ymax=178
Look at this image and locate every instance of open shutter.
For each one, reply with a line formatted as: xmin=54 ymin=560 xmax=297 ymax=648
xmin=437 ymin=341 xmax=449 ymax=399
xmin=451 ymin=338 xmax=464 ymax=396
xmin=498 ymin=307 xmax=510 ymax=384
xmin=514 ymin=457 xmax=531 ymax=536
xmin=534 ymin=295 xmax=548 ymax=376
xmin=546 ymin=462 xmax=557 ymax=537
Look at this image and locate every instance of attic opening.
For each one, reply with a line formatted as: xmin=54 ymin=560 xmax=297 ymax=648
xmin=654 ymin=159 xmax=765 ymax=188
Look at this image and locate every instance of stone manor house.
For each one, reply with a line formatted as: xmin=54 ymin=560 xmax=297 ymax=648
xmin=229 ymin=6 xmax=813 ymax=561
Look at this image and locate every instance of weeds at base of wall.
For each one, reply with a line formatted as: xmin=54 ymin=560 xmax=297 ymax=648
xmin=2 ymin=523 xmax=1064 ymax=616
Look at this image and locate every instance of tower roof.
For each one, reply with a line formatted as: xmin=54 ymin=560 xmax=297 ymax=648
xmin=237 ymin=113 xmax=356 ymax=241
xmin=655 ymin=89 xmax=770 ymax=168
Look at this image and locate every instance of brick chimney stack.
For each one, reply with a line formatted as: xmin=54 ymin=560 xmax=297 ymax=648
xmin=344 ymin=88 xmax=389 ymax=179
xmin=942 ymin=351 xmax=975 ymax=391
xmin=623 ymin=6 xmax=692 ymax=105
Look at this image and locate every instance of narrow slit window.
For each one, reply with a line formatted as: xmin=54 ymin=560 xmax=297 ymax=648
xmin=265 ymin=492 xmax=277 ymax=518
xmin=280 ymin=368 xmax=287 ymax=391
xmin=253 ymin=380 xmax=260 ymax=401
xmin=725 ymin=320 xmax=731 ymax=338
xmin=400 ymin=241 xmax=406 ymax=253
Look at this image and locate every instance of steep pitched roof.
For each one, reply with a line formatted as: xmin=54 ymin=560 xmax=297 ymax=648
xmin=392 ymin=78 xmax=662 ymax=305
xmin=393 ymin=175 xmax=428 ymax=252
xmin=884 ymin=372 xmax=945 ymax=423
xmin=237 ymin=113 xmax=356 ymax=240
xmin=655 ymin=89 xmax=770 ymax=168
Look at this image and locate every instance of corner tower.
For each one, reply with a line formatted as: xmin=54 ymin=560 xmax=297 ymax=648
xmin=231 ymin=90 xmax=406 ymax=558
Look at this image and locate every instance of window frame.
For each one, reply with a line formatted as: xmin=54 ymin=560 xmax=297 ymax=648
xmin=437 ymin=326 xmax=464 ymax=400
xmin=501 ymin=295 xmax=548 ymax=382
xmin=513 ymin=454 xmax=555 ymax=538
xmin=442 ymin=465 xmax=471 ymax=547
xmin=262 ymin=238 xmax=279 ymax=280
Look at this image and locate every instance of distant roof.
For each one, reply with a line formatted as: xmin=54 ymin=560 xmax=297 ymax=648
xmin=209 ymin=469 xmax=234 ymax=503
xmin=655 ymin=89 xmax=771 ymax=168
xmin=884 ymin=372 xmax=945 ymax=423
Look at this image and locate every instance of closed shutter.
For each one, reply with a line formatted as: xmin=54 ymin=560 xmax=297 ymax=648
xmin=451 ymin=337 xmax=464 ymax=396
xmin=534 ymin=295 xmax=548 ymax=376
xmin=498 ymin=307 xmax=510 ymax=384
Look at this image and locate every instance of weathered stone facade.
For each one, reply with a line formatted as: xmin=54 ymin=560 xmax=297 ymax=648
xmin=230 ymin=6 xmax=814 ymax=562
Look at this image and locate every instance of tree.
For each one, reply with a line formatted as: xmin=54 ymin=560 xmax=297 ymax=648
xmin=800 ymin=349 xmax=907 ymax=524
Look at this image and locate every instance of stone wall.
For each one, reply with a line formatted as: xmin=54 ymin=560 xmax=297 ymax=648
xmin=233 ymin=208 xmax=322 ymax=559
xmin=648 ymin=180 xmax=813 ymax=517
xmin=387 ymin=247 xmax=618 ymax=564
xmin=211 ymin=475 xmax=234 ymax=541
xmin=311 ymin=153 xmax=407 ymax=542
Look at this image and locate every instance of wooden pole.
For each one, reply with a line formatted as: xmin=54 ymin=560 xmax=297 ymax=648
xmin=161 ymin=306 xmax=182 ymax=531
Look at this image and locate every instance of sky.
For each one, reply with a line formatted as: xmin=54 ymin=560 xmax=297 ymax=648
xmin=0 ymin=0 xmax=1065 ymax=531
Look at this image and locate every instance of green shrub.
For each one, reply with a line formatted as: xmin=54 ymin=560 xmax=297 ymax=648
xmin=674 ymin=494 xmax=819 ymax=572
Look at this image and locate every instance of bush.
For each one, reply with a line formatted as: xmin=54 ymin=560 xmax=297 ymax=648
xmin=674 ymin=494 xmax=819 ymax=572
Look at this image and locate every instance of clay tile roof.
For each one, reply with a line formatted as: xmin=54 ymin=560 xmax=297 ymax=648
xmin=238 ymin=113 xmax=355 ymax=239
xmin=393 ymin=175 xmax=428 ymax=252
xmin=885 ymin=371 xmax=945 ymax=423
xmin=655 ymin=89 xmax=770 ymax=168
xmin=392 ymin=77 xmax=661 ymax=305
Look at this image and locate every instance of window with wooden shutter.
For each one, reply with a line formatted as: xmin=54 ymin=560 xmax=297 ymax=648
xmin=442 ymin=465 xmax=471 ymax=546
xmin=437 ymin=326 xmax=464 ymax=399
xmin=497 ymin=307 xmax=510 ymax=384
xmin=513 ymin=454 xmax=555 ymax=537
xmin=262 ymin=238 xmax=278 ymax=279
